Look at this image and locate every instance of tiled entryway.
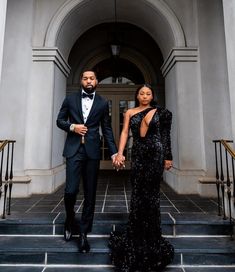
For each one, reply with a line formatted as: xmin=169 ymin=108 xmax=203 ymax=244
xmin=0 ymin=170 xmax=234 ymax=272
xmin=9 ymin=170 xmax=219 ymax=216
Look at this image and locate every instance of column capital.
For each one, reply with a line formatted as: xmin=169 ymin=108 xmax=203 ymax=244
xmin=161 ymin=47 xmax=198 ymax=77
xmin=32 ymin=47 xmax=71 ymax=77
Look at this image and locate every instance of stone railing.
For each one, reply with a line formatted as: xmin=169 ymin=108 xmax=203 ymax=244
xmin=213 ymin=139 xmax=235 ymax=225
xmin=0 ymin=140 xmax=16 ymax=218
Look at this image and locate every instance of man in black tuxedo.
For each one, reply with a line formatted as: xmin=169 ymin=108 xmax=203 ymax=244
xmin=57 ymin=70 xmax=118 ymax=253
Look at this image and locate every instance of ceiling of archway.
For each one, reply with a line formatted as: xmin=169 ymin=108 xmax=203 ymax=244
xmin=93 ymin=58 xmax=145 ymax=84
xmin=67 ymin=23 xmax=163 ymax=86
xmin=48 ymin=0 xmax=185 ymax=60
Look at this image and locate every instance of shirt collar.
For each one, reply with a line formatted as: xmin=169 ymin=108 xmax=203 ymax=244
xmin=82 ymin=89 xmax=96 ymax=96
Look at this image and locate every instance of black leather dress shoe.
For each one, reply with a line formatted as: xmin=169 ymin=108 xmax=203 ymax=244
xmin=78 ymin=233 xmax=90 ymax=253
xmin=64 ymin=222 xmax=72 ymax=241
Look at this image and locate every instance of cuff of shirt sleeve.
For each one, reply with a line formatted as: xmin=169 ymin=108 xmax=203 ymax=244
xmin=70 ymin=124 xmax=75 ymax=132
xmin=111 ymin=153 xmax=117 ymax=159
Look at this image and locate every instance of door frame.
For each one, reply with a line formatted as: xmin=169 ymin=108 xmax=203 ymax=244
xmin=97 ymin=84 xmax=137 ymax=169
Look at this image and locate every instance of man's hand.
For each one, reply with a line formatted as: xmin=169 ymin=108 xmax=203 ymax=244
xmin=74 ymin=124 xmax=88 ymax=136
xmin=112 ymin=154 xmax=125 ymax=171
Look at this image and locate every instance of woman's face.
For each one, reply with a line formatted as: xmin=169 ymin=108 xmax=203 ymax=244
xmin=137 ymin=86 xmax=153 ymax=106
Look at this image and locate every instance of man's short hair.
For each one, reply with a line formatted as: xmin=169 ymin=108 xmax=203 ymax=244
xmin=80 ymin=70 xmax=97 ymax=79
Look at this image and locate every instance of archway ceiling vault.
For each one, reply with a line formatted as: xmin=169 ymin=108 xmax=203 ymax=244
xmin=68 ymin=22 xmax=162 ymax=85
xmin=45 ymin=0 xmax=185 ymax=61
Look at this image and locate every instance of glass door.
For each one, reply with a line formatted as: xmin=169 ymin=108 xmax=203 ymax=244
xmin=117 ymin=98 xmax=135 ymax=167
xmin=99 ymin=94 xmax=115 ymax=168
xmin=98 ymin=87 xmax=136 ymax=169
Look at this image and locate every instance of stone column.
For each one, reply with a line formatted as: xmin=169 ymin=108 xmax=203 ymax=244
xmin=24 ymin=47 xmax=70 ymax=194
xmin=161 ymin=47 xmax=206 ymax=194
xmin=0 ymin=0 xmax=7 ymax=216
xmin=0 ymin=0 xmax=7 ymax=83
xmin=222 ymin=0 xmax=235 ymax=141
xmin=222 ymin=0 xmax=235 ymax=218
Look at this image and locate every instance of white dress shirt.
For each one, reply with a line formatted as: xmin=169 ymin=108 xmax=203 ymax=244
xmin=81 ymin=90 xmax=95 ymax=123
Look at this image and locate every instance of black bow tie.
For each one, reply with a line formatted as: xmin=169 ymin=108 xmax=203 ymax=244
xmin=82 ymin=93 xmax=94 ymax=99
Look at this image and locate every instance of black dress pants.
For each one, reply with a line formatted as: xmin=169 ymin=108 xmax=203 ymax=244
xmin=64 ymin=145 xmax=100 ymax=234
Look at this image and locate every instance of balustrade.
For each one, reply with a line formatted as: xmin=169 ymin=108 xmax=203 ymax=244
xmin=213 ymin=139 xmax=235 ymax=226
xmin=0 ymin=140 xmax=16 ymax=218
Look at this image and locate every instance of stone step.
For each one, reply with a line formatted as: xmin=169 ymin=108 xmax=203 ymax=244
xmin=0 ymin=236 xmax=234 ymax=266
xmin=0 ymin=268 xmax=115 ymax=272
xmin=1 ymin=266 xmax=235 ymax=272
xmin=0 ymin=213 xmax=232 ymax=236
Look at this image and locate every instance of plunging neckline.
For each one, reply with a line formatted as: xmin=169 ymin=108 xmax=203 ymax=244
xmin=130 ymin=108 xmax=153 ymax=120
xmin=140 ymin=108 xmax=158 ymax=138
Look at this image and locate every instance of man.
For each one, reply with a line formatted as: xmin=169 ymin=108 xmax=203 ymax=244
xmin=57 ymin=70 xmax=117 ymax=253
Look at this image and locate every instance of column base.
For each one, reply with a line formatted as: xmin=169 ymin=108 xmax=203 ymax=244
xmin=164 ymin=168 xmax=217 ymax=197
xmin=8 ymin=164 xmax=66 ymax=198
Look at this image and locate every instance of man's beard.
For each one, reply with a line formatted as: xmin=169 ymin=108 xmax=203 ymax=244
xmin=83 ymin=84 xmax=96 ymax=93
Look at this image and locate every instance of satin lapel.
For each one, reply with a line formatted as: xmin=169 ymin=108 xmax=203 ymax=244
xmin=86 ymin=94 xmax=100 ymax=122
xmin=76 ymin=90 xmax=84 ymax=123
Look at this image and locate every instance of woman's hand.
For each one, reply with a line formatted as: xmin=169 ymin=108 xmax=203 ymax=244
xmin=164 ymin=160 xmax=173 ymax=170
xmin=113 ymin=154 xmax=126 ymax=171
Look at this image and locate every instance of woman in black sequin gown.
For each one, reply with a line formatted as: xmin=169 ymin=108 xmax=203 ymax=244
xmin=110 ymin=84 xmax=174 ymax=271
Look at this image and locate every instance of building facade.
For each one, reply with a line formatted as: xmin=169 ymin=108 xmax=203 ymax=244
xmin=0 ymin=0 xmax=234 ymax=198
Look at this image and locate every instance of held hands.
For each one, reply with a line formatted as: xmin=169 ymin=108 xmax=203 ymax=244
xmin=112 ymin=153 xmax=126 ymax=171
xmin=112 ymin=157 xmax=172 ymax=171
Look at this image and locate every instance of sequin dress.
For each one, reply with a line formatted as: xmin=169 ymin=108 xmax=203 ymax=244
xmin=109 ymin=107 xmax=174 ymax=272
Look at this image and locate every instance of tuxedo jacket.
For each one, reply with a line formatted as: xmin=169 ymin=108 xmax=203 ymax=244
xmin=57 ymin=90 xmax=117 ymax=159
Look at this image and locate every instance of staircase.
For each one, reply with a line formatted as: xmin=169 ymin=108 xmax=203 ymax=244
xmin=0 ymin=171 xmax=234 ymax=272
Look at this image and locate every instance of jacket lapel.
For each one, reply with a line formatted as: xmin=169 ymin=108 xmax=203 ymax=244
xmin=76 ymin=90 xmax=85 ymax=123
xmin=86 ymin=94 xmax=100 ymax=123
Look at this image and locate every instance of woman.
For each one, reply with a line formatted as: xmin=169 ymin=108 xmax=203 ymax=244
xmin=110 ymin=84 xmax=174 ymax=271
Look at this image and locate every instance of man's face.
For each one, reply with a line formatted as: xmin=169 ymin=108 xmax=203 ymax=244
xmin=81 ymin=71 xmax=98 ymax=93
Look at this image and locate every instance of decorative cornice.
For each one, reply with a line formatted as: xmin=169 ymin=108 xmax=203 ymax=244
xmin=32 ymin=47 xmax=71 ymax=77
xmin=161 ymin=47 xmax=198 ymax=77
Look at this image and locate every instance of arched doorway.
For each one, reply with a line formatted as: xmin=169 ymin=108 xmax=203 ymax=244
xmin=28 ymin=0 xmax=206 ymax=195
xmin=66 ymin=22 xmax=164 ymax=168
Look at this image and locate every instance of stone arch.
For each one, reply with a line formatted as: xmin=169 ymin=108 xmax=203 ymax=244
xmin=28 ymin=0 xmax=204 ymax=196
xmin=71 ymin=46 xmax=155 ymax=85
xmin=45 ymin=0 xmax=186 ymax=60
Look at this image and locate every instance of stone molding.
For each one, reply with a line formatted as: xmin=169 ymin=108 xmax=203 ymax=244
xmin=44 ymin=0 xmax=85 ymax=47
xmin=169 ymin=167 xmax=206 ymax=177
xmin=145 ymin=0 xmax=185 ymax=47
xmin=24 ymin=163 xmax=65 ymax=176
xmin=44 ymin=0 xmax=185 ymax=48
xmin=32 ymin=47 xmax=71 ymax=77
xmin=161 ymin=47 xmax=198 ymax=77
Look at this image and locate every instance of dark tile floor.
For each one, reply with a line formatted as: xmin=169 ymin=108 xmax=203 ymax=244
xmin=9 ymin=170 xmax=219 ymax=216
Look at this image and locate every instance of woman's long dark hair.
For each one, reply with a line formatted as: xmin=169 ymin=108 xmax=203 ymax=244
xmin=135 ymin=83 xmax=157 ymax=107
